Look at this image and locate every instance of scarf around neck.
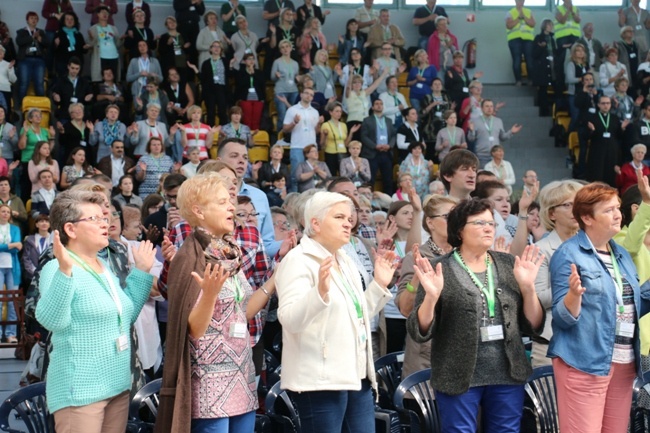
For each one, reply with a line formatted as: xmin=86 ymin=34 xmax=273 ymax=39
xmin=196 ymin=226 xmax=243 ymax=277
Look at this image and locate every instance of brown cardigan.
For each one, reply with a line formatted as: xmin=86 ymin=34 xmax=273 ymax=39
xmin=154 ymin=231 xmax=207 ymax=433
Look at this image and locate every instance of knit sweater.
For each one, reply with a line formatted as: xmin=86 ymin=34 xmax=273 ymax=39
xmin=35 ymin=259 xmax=153 ymax=413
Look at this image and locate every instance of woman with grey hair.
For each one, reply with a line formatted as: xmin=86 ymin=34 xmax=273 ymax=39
xmin=128 ymin=103 xmax=174 ymax=157
xmin=36 ymin=189 xmax=156 ymax=432
xmin=531 ymin=179 xmax=582 ymax=367
xmin=275 ymin=191 xmax=398 ymax=433
xmin=615 ymin=143 xmax=650 ymax=193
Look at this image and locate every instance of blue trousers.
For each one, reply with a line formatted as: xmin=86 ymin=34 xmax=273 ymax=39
xmin=17 ymin=57 xmax=46 ymax=105
xmin=289 ymin=380 xmax=375 ymax=433
xmin=508 ymin=39 xmax=534 ymax=83
xmin=190 ymin=411 xmax=255 ymax=433
xmin=289 ymin=147 xmax=305 ymax=193
xmin=436 ymin=384 xmax=525 ymax=433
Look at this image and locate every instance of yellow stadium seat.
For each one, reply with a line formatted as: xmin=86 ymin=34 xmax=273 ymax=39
xmin=568 ymin=131 xmax=579 ymax=163
xmin=25 ymin=199 xmax=34 ymax=234
xmin=556 ymin=115 xmax=570 ymax=133
xmin=552 ymin=103 xmax=569 ymax=120
xmin=249 ymin=146 xmax=269 ymax=162
xmin=398 ymin=87 xmax=411 ymax=107
xmin=22 ymin=96 xmax=51 ymax=128
xmin=398 ymin=72 xmax=408 ymax=87
xmin=253 ymin=130 xmax=270 ymax=147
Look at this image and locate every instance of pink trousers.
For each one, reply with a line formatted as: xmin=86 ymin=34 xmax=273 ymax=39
xmin=553 ymin=357 xmax=635 ymax=433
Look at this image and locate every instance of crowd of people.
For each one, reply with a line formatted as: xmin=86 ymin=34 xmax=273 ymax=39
xmin=0 ymin=0 xmax=649 ymax=433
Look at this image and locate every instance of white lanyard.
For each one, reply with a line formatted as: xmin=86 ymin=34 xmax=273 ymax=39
xmin=408 ymin=124 xmax=419 ymax=142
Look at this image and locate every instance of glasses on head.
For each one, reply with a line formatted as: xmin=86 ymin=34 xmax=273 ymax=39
xmin=552 ymin=202 xmax=573 ymax=210
xmin=72 ymin=215 xmax=109 ymax=225
xmin=466 ymin=220 xmax=497 ymax=228
xmin=237 ymin=211 xmax=259 ymax=219
xmin=428 ymin=213 xmax=449 ymax=220
xmin=274 ymin=220 xmax=291 ymax=232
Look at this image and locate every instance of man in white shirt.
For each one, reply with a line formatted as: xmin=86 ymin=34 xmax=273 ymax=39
xmin=355 ymin=0 xmax=379 ymax=36
xmin=30 ymin=170 xmax=58 ymax=219
xmin=379 ymin=75 xmax=408 ymax=127
xmin=282 ymin=88 xmax=323 ymax=192
xmin=96 ymin=140 xmax=136 ymax=188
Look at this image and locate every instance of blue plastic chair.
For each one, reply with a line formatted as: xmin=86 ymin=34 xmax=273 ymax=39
xmin=265 ymin=381 xmax=301 ymax=433
xmin=126 ymin=378 xmax=161 ymax=433
xmin=523 ymin=365 xmax=558 ymax=433
xmin=0 ymin=382 xmax=54 ymax=433
xmin=393 ymin=368 xmax=440 ymax=433
xmin=374 ymin=351 xmax=404 ymax=410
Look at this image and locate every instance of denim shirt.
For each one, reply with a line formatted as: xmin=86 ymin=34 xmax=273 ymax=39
xmin=548 ymin=230 xmax=649 ymax=376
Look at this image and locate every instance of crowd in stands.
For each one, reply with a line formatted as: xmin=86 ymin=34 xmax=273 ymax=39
xmin=2 ymin=0 xmax=650 ymax=432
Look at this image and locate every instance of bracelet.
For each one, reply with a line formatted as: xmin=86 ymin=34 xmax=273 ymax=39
xmin=518 ymin=214 xmax=529 ymax=221
xmin=261 ymin=285 xmax=272 ymax=298
xmin=406 ymin=282 xmax=416 ymax=293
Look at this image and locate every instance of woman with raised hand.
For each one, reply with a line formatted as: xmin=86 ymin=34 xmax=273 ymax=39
xmin=36 ymin=189 xmax=155 ymax=432
xmin=549 ymin=182 xmax=649 ymax=433
xmin=407 ymin=198 xmax=544 ymax=433
xmin=275 ymin=191 xmax=397 ymax=433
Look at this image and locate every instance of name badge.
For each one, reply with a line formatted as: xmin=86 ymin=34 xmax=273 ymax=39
xmin=116 ymin=334 xmax=129 ymax=352
xmin=337 ymin=142 xmax=346 ymax=151
xmin=631 ymin=53 xmax=637 ymax=59
xmin=189 ymin=5 xmax=196 ymax=11
xmin=28 ymin=47 xmax=37 ymax=53
xmin=616 ymin=321 xmax=635 ymax=338
xmin=213 ymin=75 xmax=219 ymax=84
xmin=603 ymin=132 xmax=611 ymax=138
xmin=229 ymin=322 xmax=247 ymax=339
xmin=248 ymin=87 xmax=256 ymax=93
xmin=68 ymin=46 xmax=74 ymax=52
xmin=245 ymin=48 xmax=252 ymax=54
xmin=70 ymin=97 xmax=78 ymax=103
xmin=416 ymin=83 xmax=423 ymax=89
xmin=358 ymin=322 xmax=367 ymax=345
xmin=489 ymin=136 xmax=495 ymax=142
xmin=80 ymin=140 xmax=87 ymax=147
xmin=435 ymin=111 xmax=442 ymax=118
xmin=462 ymin=86 xmax=469 ymax=93
xmin=546 ymin=55 xmax=554 ymax=61
xmin=174 ymin=48 xmax=182 ymax=55
xmin=480 ymin=324 xmax=504 ymax=342
xmin=287 ymin=80 xmax=294 ymax=85
xmin=174 ymin=102 xmax=181 ymax=108
xmin=588 ymin=107 xmax=596 ymax=114
xmin=637 ymin=25 xmax=643 ymax=31
xmin=626 ymin=113 xmax=632 ymax=119
xmin=379 ymin=135 xmax=387 ymax=142
xmin=232 ymin=21 xmax=236 ymax=26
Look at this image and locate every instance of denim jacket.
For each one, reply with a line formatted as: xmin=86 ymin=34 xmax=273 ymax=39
xmin=548 ymin=230 xmax=650 ymax=376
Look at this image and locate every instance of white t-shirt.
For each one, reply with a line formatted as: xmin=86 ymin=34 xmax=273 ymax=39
xmin=283 ymin=103 xmax=320 ymax=150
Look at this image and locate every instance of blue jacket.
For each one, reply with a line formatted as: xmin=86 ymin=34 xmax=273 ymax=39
xmin=0 ymin=224 xmax=22 ymax=285
xmin=548 ymin=230 xmax=650 ymax=376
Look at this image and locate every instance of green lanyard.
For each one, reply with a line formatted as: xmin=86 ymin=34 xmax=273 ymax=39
xmin=30 ymin=126 xmax=45 ymax=142
xmin=135 ymin=26 xmax=147 ymax=41
xmin=333 ymin=268 xmax=363 ymax=319
xmin=609 ymin=248 xmax=625 ymax=313
xmin=234 ymin=126 xmax=241 ymax=138
xmin=481 ymin=115 xmax=493 ymax=135
xmin=453 ymin=251 xmax=496 ymax=318
xmin=391 ymin=93 xmax=400 ymax=106
xmin=394 ymin=240 xmax=405 ymax=258
xmin=67 ymin=250 xmax=124 ymax=331
xmin=418 ymin=68 xmax=425 ymax=77
xmin=448 ymin=127 xmax=456 ymax=145
xmin=282 ymin=27 xmax=292 ymax=42
xmin=230 ymin=275 xmax=244 ymax=303
xmin=375 ymin=114 xmax=386 ymax=130
xmin=239 ymin=31 xmax=252 ymax=49
xmin=249 ymin=76 xmax=254 ymax=88
xmin=599 ymin=112 xmax=610 ymax=131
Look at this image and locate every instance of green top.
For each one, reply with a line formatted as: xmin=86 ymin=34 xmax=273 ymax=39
xmin=613 ymin=201 xmax=650 ymax=286
xmin=20 ymin=127 xmax=50 ymax=163
xmin=35 ymin=259 xmax=153 ymax=413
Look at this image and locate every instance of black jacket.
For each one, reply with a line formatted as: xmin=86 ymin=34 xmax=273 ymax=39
xmin=531 ymin=32 xmax=558 ymax=87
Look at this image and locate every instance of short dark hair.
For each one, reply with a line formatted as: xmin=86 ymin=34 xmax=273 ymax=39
xmin=439 ymin=149 xmax=479 ymax=191
xmin=163 ymin=173 xmax=186 ymax=192
xmin=270 ymin=172 xmax=286 ymax=182
xmin=0 ymin=176 xmax=10 ymax=185
xmin=68 ymin=56 xmax=81 ymax=67
xmin=145 ymin=136 xmax=164 ymax=154
xmin=118 ymin=174 xmax=134 ymax=188
xmin=407 ymin=141 xmax=425 ymax=153
xmin=217 ymin=138 xmax=246 ymax=158
xmin=327 ymin=176 xmax=355 ymax=192
xmin=621 ymin=184 xmax=641 ymax=226
xmin=237 ymin=195 xmax=253 ymax=206
xmin=447 ymin=198 xmax=493 ymax=248
xmin=473 ymin=180 xmax=507 ymax=200
xmin=38 ymin=169 xmax=53 ymax=180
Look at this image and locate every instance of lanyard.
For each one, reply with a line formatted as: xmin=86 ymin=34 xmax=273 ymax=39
xmin=448 ymin=127 xmax=456 ymax=144
xmin=391 ymin=93 xmax=400 ymax=106
xmin=609 ymin=248 xmax=625 ymax=313
xmin=394 ymin=240 xmax=405 ymax=258
xmin=332 ymin=267 xmax=363 ymax=319
xmin=191 ymin=123 xmax=202 ymax=145
xmin=375 ymin=114 xmax=386 ymax=130
xmin=68 ymin=250 xmax=124 ymax=330
xmin=599 ymin=112 xmax=610 ymax=131
xmin=30 ymin=125 xmax=45 ymax=141
xmin=0 ymin=124 xmax=4 ymax=140
xmin=418 ymin=68 xmax=425 ymax=77
xmin=329 ymin=121 xmax=343 ymax=142
xmin=239 ymin=31 xmax=252 ymax=49
xmin=135 ymin=26 xmax=147 ymax=41
xmin=481 ymin=115 xmax=493 ymax=134
xmin=234 ymin=125 xmax=241 ymax=138
xmin=282 ymin=27 xmax=292 ymax=41
xmin=139 ymin=57 xmax=150 ymax=73
xmin=230 ymin=275 xmax=244 ymax=303
xmin=453 ymin=251 xmax=496 ymax=318
xmin=312 ymin=34 xmax=321 ymax=48
xmin=249 ymin=76 xmax=254 ymax=88
xmin=408 ymin=123 xmax=419 ymax=142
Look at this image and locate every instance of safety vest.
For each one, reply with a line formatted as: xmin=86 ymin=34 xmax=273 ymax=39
xmin=506 ymin=8 xmax=534 ymax=41
xmin=554 ymin=5 xmax=581 ymax=39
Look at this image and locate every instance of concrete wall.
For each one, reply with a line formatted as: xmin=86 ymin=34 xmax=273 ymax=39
xmin=2 ymin=1 xmax=629 ymax=83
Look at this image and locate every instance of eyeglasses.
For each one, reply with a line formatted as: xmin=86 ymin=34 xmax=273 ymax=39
xmin=274 ymin=220 xmax=291 ymax=231
xmin=236 ymin=211 xmax=259 ymax=219
xmin=466 ymin=220 xmax=497 ymax=228
xmin=428 ymin=213 xmax=449 ymax=220
xmin=72 ymin=215 xmax=109 ymax=225
xmin=552 ymin=202 xmax=573 ymax=210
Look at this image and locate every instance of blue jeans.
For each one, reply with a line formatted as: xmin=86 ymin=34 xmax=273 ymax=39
xmin=368 ymin=151 xmax=394 ymax=196
xmin=410 ymin=98 xmax=422 ymax=113
xmin=275 ymin=92 xmax=298 ymax=133
xmin=418 ymin=35 xmax=429 ymax=51
xmin=436 ymin=384 xmax=525 ymax=433
xmin=289 ymin=379 xmax=375 ymax=433
xmin=17 ymin=57 xmax=46 ymax=105
xmin=289 ymin=147 xmax=305 ymax=193
xmin=191 ymin=411 xmax=255 ymax=433
xmin=0 ymin=268 xmax=16 ymax=338
xmin=507 ymin=39 xmax=534 ymax=83
xmin=568 ymin=94 xmax=580 ymax=132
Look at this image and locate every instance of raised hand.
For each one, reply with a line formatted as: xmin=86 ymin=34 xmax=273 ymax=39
xmin=513 ymin=245 xmax=544 ymax=293
xmin=511 ymin=124 xmax=523 ymax=134
xmin=52 ymin=230 xmax=73 ymax=276
xmin=373 ymin=249 xmax=398 ymax=288
xmin=492 ymin=235 xmax=510 ymax=254
xmin=404 ymin=182 xmax=422 ymax=213
xmin=144 ymin=224 xmax=160 ymax=244
xmin=637 ymin=168 xmax=650 ymax=204
xmin=413 ymin=256 xmax=444 ymax=301
xmin=568 ymin=263 xmax=586 ymax=297
xmin=191 ymin=263 xmax=229 ymax=298
xmin=132 ymin=240 xmax=156 ymax=272
xmin=376 ymin=219 xmax=398 ymax=247
xmin=518 ymin=180 xmax=539 ymax=213
xmin=318 ymin=256 xmax=334 ymax=300
xmin=278 ymin=230 xmax=298 ymax=258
